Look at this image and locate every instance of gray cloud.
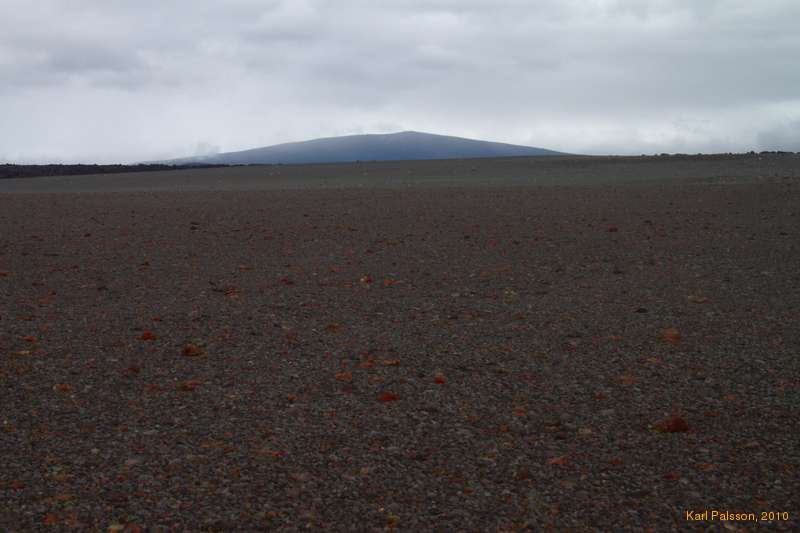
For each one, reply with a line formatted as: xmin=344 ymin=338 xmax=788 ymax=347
xmin=757 ymin=120 xmax=800 ymax=152
xmin=1 ymin=0 xmax=798 ymax=163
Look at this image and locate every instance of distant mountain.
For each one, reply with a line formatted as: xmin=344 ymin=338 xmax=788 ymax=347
xmin=160 ymin=131 xmax=565 ymax=165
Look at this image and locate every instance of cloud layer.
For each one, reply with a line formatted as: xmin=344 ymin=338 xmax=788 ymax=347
xmin=2 ymin=0 xmax=799 ymax=163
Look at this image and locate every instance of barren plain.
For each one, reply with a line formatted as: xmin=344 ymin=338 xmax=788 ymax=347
xmin=1 ymin=154 xmax=799 ymax=531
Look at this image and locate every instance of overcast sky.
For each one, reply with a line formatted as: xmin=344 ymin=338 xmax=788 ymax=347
xmin=2 ymin=0 xmax=799 ymax=163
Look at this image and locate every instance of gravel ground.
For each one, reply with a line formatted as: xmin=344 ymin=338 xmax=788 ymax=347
xmin=1 ymin=169 xmax=799 ymax=531
xmin=1 ymin=152 xmax=799 ymax=193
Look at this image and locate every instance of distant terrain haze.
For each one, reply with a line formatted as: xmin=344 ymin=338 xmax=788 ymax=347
xmin=157 ymin=131 xmax=566 ymax=166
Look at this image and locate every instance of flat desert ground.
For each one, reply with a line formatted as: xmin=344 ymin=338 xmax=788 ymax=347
xmin=1 ymin=155 xmax=799 ymax=531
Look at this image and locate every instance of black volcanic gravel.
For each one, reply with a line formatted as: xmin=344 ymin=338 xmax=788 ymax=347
xmin=1 ymin=176 xmax=799 ymax=531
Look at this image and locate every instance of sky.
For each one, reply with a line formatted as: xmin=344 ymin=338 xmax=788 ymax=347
xmin=1 ymin=0 xmax=799 ymax=164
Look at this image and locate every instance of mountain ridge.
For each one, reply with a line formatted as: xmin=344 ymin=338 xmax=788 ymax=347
xmin=159 ymin=131 xmax=566 ymax=165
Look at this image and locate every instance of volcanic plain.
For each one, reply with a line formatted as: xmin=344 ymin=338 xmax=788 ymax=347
xmin=1 ymin=154 xmax=799 ymax=531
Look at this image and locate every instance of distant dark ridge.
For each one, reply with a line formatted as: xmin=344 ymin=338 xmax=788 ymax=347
xmin=161 ymin=131 xmax=566 ymax=166
xmin=0 ymin=163 xmax=230 ymax=180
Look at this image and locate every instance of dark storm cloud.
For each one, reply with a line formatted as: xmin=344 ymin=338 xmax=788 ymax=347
xmin=1 ymin=0 xmax=798 ymax=163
